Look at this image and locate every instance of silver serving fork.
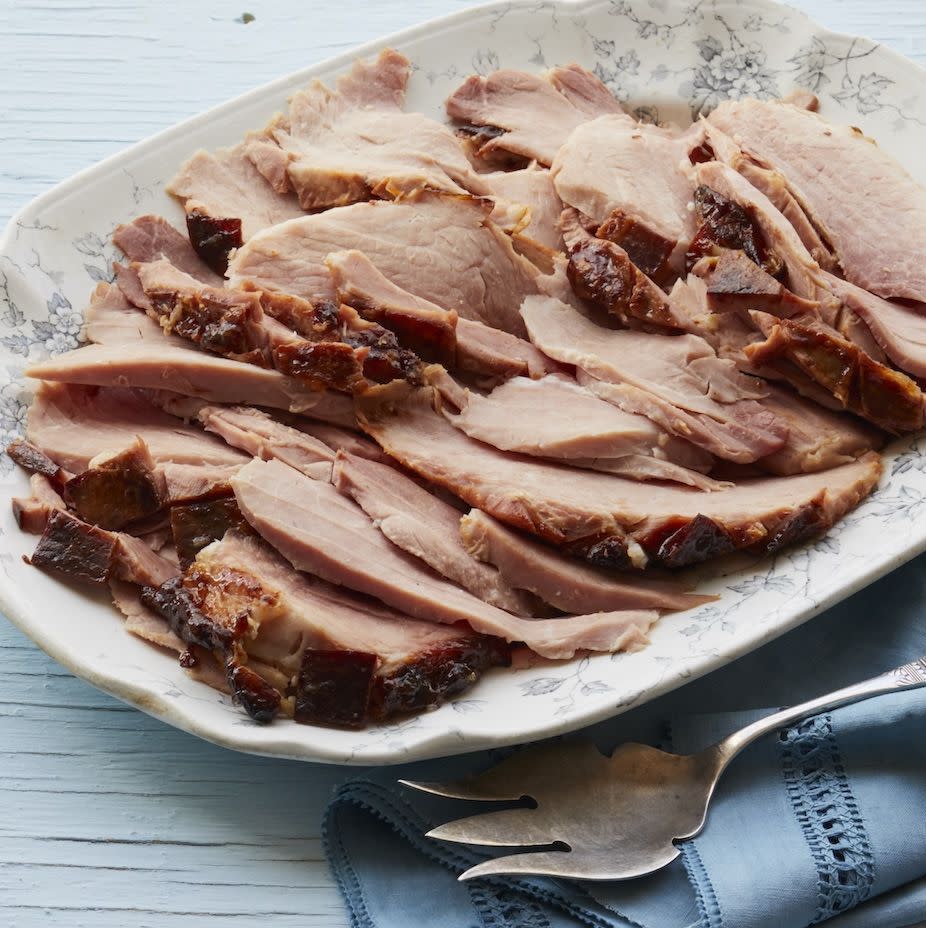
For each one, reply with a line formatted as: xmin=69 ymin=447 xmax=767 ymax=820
xmin=401 ymin=656 xmax=926 ymax=882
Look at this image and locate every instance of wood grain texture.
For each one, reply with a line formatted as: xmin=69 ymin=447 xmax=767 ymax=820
xmin=2 ymin=1 xmax=926 ymax=925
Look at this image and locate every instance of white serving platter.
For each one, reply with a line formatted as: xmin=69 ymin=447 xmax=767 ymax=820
xmin=1 ymin=0 xmax=925 ymax=764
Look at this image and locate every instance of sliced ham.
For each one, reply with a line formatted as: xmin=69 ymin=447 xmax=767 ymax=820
xmin=757 ymin=383 xmax=882 ymax=476
xmin=484 ymin=165 xmax=564 ymax=251
xmin=159 ymin=462 xmax=241 ymax=504
xmin=449 ymin=374 xmax=722 ymax=489
xmin=459 ymin=509 xmax=714 ymax=614
xmin=326 ymin=248 xmax=554 ymax=381
xmin=227 ymin=193 xmax=539 ymax=336
xmin=332 ymin=451 xmax=536 ymax=615
xmin=454 ymin=317 xmax=557 ymax=383
xmin=256 ymin=49 xmax=490 ymax=209
xmin=198 ymin=405 xmax=335 ymax=479
xmin=113 ymin=215 xmax=223 ymax=287
xmin=326 ymin=249 xmax=458 ymax=366
xmin=12 ymin=473 xmax=66 ymax=534
xmin=708 ymin=98 xmax=926 ymax=303
xmin=693 ymin=163 xmax=821 ymax=301
xmin=521 ymin=295 xmax=787 ymax=463
xmin=25 ymin=342 xmax=354 ymax=418
xmin=197 ymin=531 xmax=509 ymax=725
xmin=232 ymin=457 xmax=658 ymax=658
xmin=83 ymin=282 xmax=186 ymax=347
xmin=288 ymin=419 xmax=390 ymax=464
xmin=703 ymin=123 xmax=837 ymax=272
xmin=821 ymin=271 xmax=926 ymax=379
xmin=355 ymin=381 xmax=881 ymax=569
xmin=166 ymin=141 xmax=303 ymax=240
xmin=111 ymin=580 xmax=186 ymax=654
xmin=26 ymin=382 xmax=247 ymax=473
xmin=563 ymin=217 xmax=684 ymax=330
xmin=446 ymin=65 xmax=623 ymax=166
xmin=746 ymin=312 xmax=925 ymax=433
xmin=552 ymin=117 xmax=702 ymax=273
xmin=30 ymin=509 xmax=178 ymax=588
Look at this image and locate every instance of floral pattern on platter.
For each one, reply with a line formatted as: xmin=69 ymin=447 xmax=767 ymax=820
xmin=1 ymin=0 xmax=925 ymax=763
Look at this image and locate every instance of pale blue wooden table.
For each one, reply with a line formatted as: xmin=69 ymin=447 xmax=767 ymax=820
xmin=2 ymin=1 xmax=926 ymax=925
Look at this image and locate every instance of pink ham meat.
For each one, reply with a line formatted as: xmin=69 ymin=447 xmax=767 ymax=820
xmin=231 ymin=457 xmax=658 ymax=659
xmin=227 ymin=193 xmax=539 ymax=336
xmin=520 ymin=295 xmax=787 ymax=463
xmin=12 ymin=474 xmax=67 ymax=534
xmin=26 ymin=382 xmax=247 ymax=473
xmin=25 ymin=341 xmax=355 ymax=420
xmin=167 ymin=141 xmax=304 ymax=240
xmin=757 ymin=383 xmax=882 ymax=476
xmin=326 ymin=248 xmax=555 ymax=380
xmin=484 ymin=165 xmax=565 ymax=251
xmin=820 ymin=271 xmax=926 ymax=379
xmin=708 ymin=98 xmax=926 ymax=303
xmin=254 ymin=49 xmax=490 ymax=209
xmin=355 ymin=380 xmax=882 ymax=570
xmin=332 ymin=451 xmax=536 ymax=615
xmin=447 ymin=65 xmax=623 ymax=166
xmin=459 ymin=509 xmax=715 ymax=614
xmin=552 ymin=117 xmax=704 ymax=273
xmin=449 ymin=374 xmax=724 ymax=490
xmin=198 ymin=405 xmax=335 ymax=480
xmin=326 ymin=248 xmax=458 ymax=366
xmin=196 ymin=531 xmax=509 ymax=725
xmin=113 ymin=215 xmax=223 ymax=287
xmin=83 ymin=282 xmax=187 ymax=347
xmin=288 ymin=420 xmax=390 ymax=464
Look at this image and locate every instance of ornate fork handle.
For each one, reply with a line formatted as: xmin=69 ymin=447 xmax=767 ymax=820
xmin=711 ymin=655 xmax=926 ymax=772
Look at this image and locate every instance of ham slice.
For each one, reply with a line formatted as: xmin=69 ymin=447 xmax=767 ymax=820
xmin=757 ymin=383 xmax=882 ymax=476
xmin=26 ymin=383 xmax=247 ymax=473
xmin=326 ymin=249 xmax=458 ymax=366
xmin=25 ymin=342 xmax=354 ymax=419
xmin=708 ymin=98 xmax=926 ymax=303
xmin=460 ymin=510 xmax=715 ymax=614
xmin=484 ymin=165 xmax=564 ymax=251
xmin=447 ymin=65 xmax=623 ymax=166
xmin=12 ymin=474 xmax=67 ymax=534
xmin=166 ymin=141 xmax=303 ymax=240
xmin=197 ymin=531 xmax=509 ymax=725
xmin=332 ymin=451 xmax=536 ymax=615
xmin=326 ymin=248 xmax=554 ymax=381
xmin=83 ymin=282 xmax=187 ymax=347
xmin=449 ymin=374 xmax=722 ymax=489
xmin=255 ymin=49 xmax=490 ymax=209
xmin=113 ymin=215 xmax=223 ymax=287
xmin=820 ymin=271 xmax=926 ymax=379
xmin=552 ymin=117 xmax=703 ymax=273
xmin=355 ymin=380 xmax=882 ymax=569
xmin=521 ymin=295 xmax=787 ymax=463
xmin=231 ymin=457 xmax=658 ymax=659
xmin=746 ymin=312 xmax=925 ymax=433
xmin=198 ymin=405 xmax=335 ymax=479
xmin=228 ymin=193 xmax=539 ymax=336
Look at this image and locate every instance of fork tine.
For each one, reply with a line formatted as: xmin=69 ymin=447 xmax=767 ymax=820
xmin=458 ymin=849 xmax=573 ymax=882
xmin=398 ymin=778 xmax=524 ymax=802
xmin=427 ymin=807 xmax=559 ymax=848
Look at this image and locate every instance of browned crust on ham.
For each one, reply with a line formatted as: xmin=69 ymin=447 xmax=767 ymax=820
xmin=746 ymin=314 xmax=925 ymax=433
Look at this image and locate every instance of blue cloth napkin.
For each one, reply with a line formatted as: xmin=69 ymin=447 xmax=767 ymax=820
xmin=323 ymin=555 xmax=926 ymax=928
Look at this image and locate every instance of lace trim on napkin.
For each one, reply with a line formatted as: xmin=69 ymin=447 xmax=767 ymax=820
xmin=779 ymin=714 xmax=876 ymax=922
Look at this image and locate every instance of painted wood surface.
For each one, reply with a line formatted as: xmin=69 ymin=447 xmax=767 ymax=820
xmin=2 ymin=1 xmax=926 ymax=924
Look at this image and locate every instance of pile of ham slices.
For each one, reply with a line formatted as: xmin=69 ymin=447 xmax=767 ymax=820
xmin=13 ymin=47 xmax=918 ymax=728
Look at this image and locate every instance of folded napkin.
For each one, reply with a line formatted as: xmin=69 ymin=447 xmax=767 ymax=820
xmin=324 ymin=556 xmax=926 ymax=928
